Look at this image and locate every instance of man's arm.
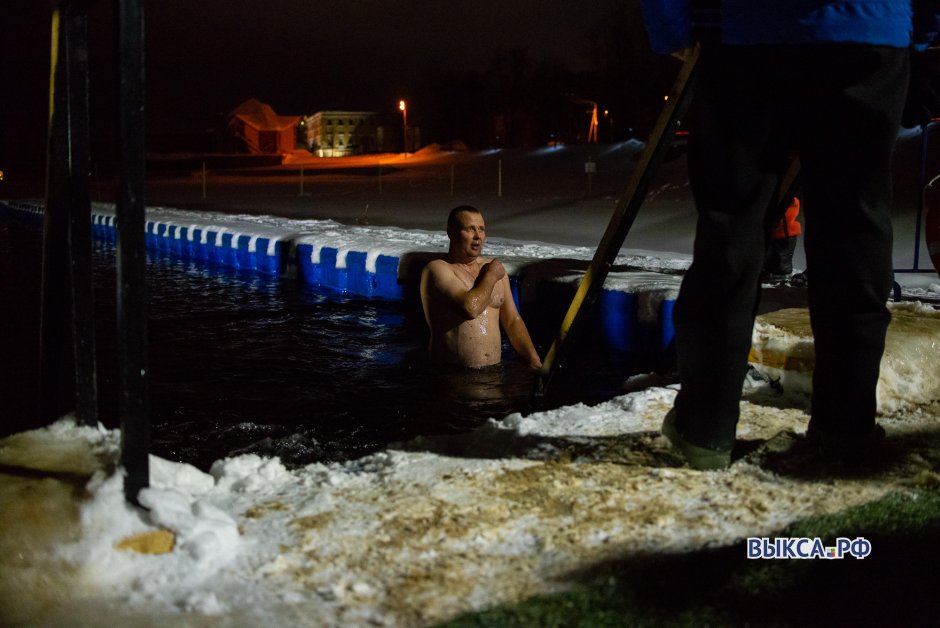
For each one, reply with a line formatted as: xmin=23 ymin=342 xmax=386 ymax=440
xmin=498 ymin=278 xmax=542 ymax=369
xmin=424 ymin=259 xmax=504 ymax=320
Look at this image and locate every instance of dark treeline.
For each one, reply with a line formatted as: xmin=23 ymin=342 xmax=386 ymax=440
xmin=412 ymin=3 xmax=677 ymax=149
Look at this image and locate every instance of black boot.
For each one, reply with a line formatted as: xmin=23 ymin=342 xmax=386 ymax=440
xmin=762 ymin=236 xmax=797 ymax=284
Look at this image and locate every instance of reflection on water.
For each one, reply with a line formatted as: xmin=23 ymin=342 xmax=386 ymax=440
xmin=0 ymin=213 xmax=632 ymax=470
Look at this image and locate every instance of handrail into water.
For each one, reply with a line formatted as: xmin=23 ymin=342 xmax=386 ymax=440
xmin=40 ymin=0 xmax=151 ymax=505
xmin=116 ymin=0 xmax=151 ymax=505
xmin=40 ymin=4 xmax=100 ymax=428
xmin=534 ymin=47 xmax=700 ymax=404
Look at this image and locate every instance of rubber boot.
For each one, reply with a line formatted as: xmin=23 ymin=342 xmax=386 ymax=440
xmin=761 ymin=236 xmax=797 ymax=284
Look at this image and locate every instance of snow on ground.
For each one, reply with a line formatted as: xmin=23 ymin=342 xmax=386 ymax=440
xmin=2 ymin=143 xmax=940 ymax=625
xmin=750 ymin=303 xmax=940 ymax=411
xmin=2 ymin=302 xmax=940 ymax=626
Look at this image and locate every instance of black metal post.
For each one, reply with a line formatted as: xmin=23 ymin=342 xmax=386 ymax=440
xmin=66 ymin=3 xmax=99 ymax=426
xmin=39 ymin=8 xmax=74 ymax=426
xmin=116 ymin=0 xmax=149 ymax=503
xmin=895 ymin=120 xmax=937 ymax=273
xmin=914 ymin=121 xmax=937 ymax=271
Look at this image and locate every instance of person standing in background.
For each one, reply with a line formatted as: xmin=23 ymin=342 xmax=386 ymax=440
xmin=641 ymin=0 xmax=940 ymax=469
xmin=762 ymin=196 xmax=802 ymax=285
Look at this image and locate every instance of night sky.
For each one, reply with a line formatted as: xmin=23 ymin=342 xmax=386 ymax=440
xmin=2 ymin=1 xmax=670 ymax=173
xmin=144 ymin=0 xmax=625 ymax=117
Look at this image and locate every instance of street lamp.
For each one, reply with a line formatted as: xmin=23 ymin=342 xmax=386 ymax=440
xmin=399 ymin=99 xmax=407 ymax=153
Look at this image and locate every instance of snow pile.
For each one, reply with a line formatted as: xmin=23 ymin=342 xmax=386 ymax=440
xmin=494 ymin=386 xmax=677 ymax=438
xmin=749 ymin=308 xmax=817 ymax=395
xmin=51 ymin=454 xmax=242 ymax=613
xmin=749 ymin=303 xmax=940 ymax=412
xmin=879 ymin=302 xmax=940 ymax=412
xmin=4 ymin=387 xmax=927 ymax=626
xmin=898 ymin=281 xmax=940 ymax=302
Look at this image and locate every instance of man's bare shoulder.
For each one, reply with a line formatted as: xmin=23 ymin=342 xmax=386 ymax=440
xmin=422 ymin=259 xmax=462 ymax=290
xmin=423 ymin=258 xmax=454 ymax=278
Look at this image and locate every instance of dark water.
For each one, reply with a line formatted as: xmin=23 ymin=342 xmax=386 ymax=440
xmin=0 ymin=211 xmax=636 ymax=469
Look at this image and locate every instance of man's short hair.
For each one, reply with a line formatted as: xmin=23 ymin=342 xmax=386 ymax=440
xmin=447 ymin=205 xmax=481 ymax=234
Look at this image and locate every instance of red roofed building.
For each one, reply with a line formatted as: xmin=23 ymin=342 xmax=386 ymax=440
xmin=229 ymin=98 xmax=299 ymax=155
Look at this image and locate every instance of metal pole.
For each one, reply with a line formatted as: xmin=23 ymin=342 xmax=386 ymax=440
xmin=401 ymin=101 xmax=407 ymax=153
xmin=894 ymin=120 xmax=936 ymax=273
xmin=914 ymin=121 xmax=936 ymax=271
xmin=116 ymin=0 xmax=150 ymax=504
xmin=498 ymin=159 xmax=502 ymax=197
xmin=39 ymin=8 xmax=73 ymax=426
xmin=66 ymin=3 xmax=99 ymax=426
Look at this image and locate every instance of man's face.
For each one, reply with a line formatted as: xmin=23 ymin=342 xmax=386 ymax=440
xmin=450 ymin=210 xmax=486 ymax=258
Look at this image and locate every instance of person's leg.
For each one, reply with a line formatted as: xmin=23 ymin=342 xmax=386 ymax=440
xmin=798 ymin=45 xmax=909 ymax=438
xmin=762 ymin=234 xmax=797 ymax=281
xmin=671 ymin=46 xmax=789 ymax=453
xmin=763 ymin=198 xmax=801 ymax=281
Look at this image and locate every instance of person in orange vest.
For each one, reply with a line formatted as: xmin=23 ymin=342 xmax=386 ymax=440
xmin=762 ymin=196 xmax=802 ymax=284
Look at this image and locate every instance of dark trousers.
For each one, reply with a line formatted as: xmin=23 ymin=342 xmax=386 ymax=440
xmin=673 ymin=44 xmax=910 ymax=451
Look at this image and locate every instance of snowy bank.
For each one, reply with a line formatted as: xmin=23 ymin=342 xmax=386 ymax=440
xmin=749 ymin=302 xmax=940 ymax=413
xmin=3 ymin=359 xmax=940 ymax=626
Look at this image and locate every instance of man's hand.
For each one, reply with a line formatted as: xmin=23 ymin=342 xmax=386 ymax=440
xmin=479 ymin=259 xmax=507 ymax=282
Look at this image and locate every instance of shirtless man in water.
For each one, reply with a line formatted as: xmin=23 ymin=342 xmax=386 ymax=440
xmin=420 ymin=206 xmax=542 ymax=369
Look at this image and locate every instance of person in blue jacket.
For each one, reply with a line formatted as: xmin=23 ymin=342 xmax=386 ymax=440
xmin=641 ymin=0 xmax=939 ymax=469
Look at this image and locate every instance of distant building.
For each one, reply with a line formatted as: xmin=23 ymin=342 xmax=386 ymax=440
xmin=304 ymin=111 xmax=385 ymax=157
xmin=229 ymin=98 xmax=300 ymax=155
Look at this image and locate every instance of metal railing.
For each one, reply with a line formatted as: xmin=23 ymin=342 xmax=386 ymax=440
xmin=40 ymin=0 xmax=149 ymax=504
